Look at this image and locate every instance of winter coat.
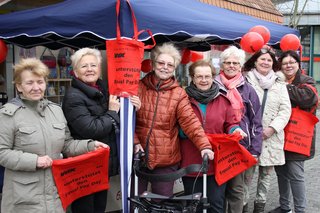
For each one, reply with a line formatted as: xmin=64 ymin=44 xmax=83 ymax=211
xmin=284 ymin=70 xmax=318 ymax=160
xmin=180 ymin=92 xmax=239 ymax=176
xmin=62 ymin=78 xmax=120 ymax=176
xmin=215 ymin=76 xmax=263 ymax=156
xmin=0 ymin=97 xmax=94 ymax=213
xmin=134 ymin=72 xmax=212 ymax=170
xmin=246 ymin=71 xmax=291 ymax=166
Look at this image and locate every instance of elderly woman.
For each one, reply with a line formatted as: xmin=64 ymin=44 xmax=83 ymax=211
xmin=0 ymin=58 xmax=107 ymax=213
xmin=134 ymin=43 xmax=214 ymax=198
xmin=214 ymin=46 xmax=263 ymax=213
xmin=243 ymin=48 xmax=291 ymax=213
xmin=62 ymin=48 xmax=140 ymax=213
xmin=180 ymin=60 xmax=247 ymax=213
xmin=269 ymin=51 xmax=318 ymax=213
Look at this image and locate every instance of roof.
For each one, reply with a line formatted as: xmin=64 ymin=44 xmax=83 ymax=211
xmin=200 ymin=0 xmax=284 ymax=23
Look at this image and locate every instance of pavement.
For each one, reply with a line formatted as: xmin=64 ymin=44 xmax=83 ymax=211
xmin=247 ymin=111 xmax=320 ymax=213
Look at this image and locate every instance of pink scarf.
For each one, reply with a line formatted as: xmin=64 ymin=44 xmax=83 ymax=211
xmin=219 ymin=71 xmax=244 ymax=122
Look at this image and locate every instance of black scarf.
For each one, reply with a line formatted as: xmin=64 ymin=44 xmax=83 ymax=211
xmin=185 ymin=82 xmax=219 ymax=104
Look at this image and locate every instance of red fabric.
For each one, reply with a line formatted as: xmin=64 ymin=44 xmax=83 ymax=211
xmin=51 ymin=148 xmax=110 ymax=210
xmin=284 ymin=108 xmax=319 ymax=156
xmin=207 ymin=133 xmax=257 ymax=185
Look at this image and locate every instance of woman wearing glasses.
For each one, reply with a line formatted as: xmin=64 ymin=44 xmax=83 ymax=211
xmin=214 ymin=46 xmax=263 ymax=213
xmin=180 ymin=59 xmax=248 ymax=213
xmin=134 ymin=43 xmax=214 ymax=198
xmin=242 ymin=48 xmax=291 ymax=213
xmin=269 ymin=51 xmax=318 ymax=213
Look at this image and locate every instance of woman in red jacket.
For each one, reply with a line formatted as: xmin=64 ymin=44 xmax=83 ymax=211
xmin=134 ymin=43 xmax=214 ymax=198
xmin=180 ymin=60 xmax=246 ymax=213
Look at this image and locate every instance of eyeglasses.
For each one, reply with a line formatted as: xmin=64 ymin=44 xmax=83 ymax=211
xmin=155 ymin=61 xmax=175 ymax=69
xmin=281 ymin=61 xmax=297 ymax=66
xmin=261 ymin=47 xmax=275 ymax=54
xmin=194 ymin=75 xmax=213 ymax=81
xmin=223 ymin=61 xmax=240 ymax=66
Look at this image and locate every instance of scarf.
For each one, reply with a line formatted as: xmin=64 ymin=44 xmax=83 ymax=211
xmin=252 ymin=68 xmax=277 ymax=89
xmin=219 ymin=71 xmax=244 ymax=122
xmin=185 ymin=81 xmax=219 ymax=104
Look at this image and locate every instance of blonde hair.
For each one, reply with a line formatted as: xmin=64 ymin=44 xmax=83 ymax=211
xmin=151 ymin=43 xmax=181 ymax=68
xmin=13 ymin=58 xmax=49 ymax=85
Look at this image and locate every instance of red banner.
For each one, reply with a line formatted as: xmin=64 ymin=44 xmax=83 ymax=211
xmin=207 ymin=133 xmax=257 ymax=185
xmin=52 ymin=148 xmax=110 ymax=210
xmin=284 ymin=107 xmax=319 ymax=156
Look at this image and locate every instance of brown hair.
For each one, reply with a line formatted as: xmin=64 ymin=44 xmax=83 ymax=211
xmin=188 ymin=60 xmax=216 ymax=77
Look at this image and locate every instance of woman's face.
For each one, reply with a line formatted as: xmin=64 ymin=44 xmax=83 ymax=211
xmin=281 ymin=55 xmax=299 ymax=79
xmin=255 ymin=53 xmax=273 ymax=76
xmin=154 ymin=53 xmax=176 ymax=80
xmin=221 ymin=55 xmax=241 ymax=78
xmin=192 ymin=66 xmax=213 ymax=91
xmin=16 ymin=70 xmax=46 ymax=101
xmin=75 ymin=54 xmax=101 ymax=85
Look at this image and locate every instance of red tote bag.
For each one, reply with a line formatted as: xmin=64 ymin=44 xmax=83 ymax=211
xmin=106 ymin=0 xmax=155 ymax=97
xmin=284 ymin=84 xmax=319 ymax=156
xmin=52 ymin=148 xmax=110 ymax=210
xmin=207 ymin=133 xmax=257 ymax=186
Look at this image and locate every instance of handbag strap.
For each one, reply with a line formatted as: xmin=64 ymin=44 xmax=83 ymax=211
xmin=116 ymin=0 xmax=156 ymax=49
xmin=40 ymin=47 xmax=55 ymax=58
xmin=261 ymin=89 xmax=268 ymax=114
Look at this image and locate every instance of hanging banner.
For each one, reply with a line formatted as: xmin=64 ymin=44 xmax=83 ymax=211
xmin=52 ymin=148 xmax=110 ymax=210
xmin=207 ymin=133 xmax=257 ymax=185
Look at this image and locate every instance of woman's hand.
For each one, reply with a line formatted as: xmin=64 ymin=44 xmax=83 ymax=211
xmin=130 ymin=96 xmax=141 ymax=110
xmin=134 ymin=144 xmax=144 ymax=154
xmin=233 ymin=128 xmax=248 ymax=139
xmin=109 ymin=95 xmax=120 ymax=113
xmin=263 ymin=127 xmax=275 ymax=140
xmin=37 ymin=155 xmax=53 ymax=169
xmin=201 ymin=149 xmax=214 ymax=160
xmin=94 ymin=141 xmax=109 ymax=149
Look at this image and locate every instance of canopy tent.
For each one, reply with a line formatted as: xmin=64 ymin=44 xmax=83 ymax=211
xmin=0 ymin=0 xmax=299 ymax=51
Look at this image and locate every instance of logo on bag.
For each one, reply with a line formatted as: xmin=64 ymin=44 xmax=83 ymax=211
xmin=114 ymin=53 xmax=125 ymax=58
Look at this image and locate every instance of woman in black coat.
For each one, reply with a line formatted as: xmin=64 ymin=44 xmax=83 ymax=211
xmin=62 ymin=48 xmax=140 ymax=213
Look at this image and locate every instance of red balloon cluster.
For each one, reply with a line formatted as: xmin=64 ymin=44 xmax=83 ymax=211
xmin=240 ymin=25 xmax=270 ymax=53
xmin=141 ymin=59 xmax=152 ymax=73
xmin=280 ymin=34 xmax=301 ymax=51
xmin=190 ymin=51 xmax=203 ymax=62
xmin=0 ymin=40 xmax=8 ymax=63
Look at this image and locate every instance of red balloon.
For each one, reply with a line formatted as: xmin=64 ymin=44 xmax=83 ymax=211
xmin=181 ymin=49 xmax=191 ymax=64
xmin=141 ymin=59 xmax=152 ymax=73
xmin=280 ymin=34 xmax=301 ymax=51
xmin=249 ymin=25 xmax=271 ymax=44
xmin=190 ymin=51 xmax=203 ymax=62
xmin=240 ymin=32 xmax=264 ymax=53
xmin=0 ymin=40 xmax=8 ymax=63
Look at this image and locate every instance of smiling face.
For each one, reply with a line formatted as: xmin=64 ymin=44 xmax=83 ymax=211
xmin=255 ymin=53 xmax=273 ymax=76
xmin=16 ymin=70 xmax=46 ymax=101
xmin=281 ymin=55 xmax=299 ymax=80
xmin=154 ymin=53 xmax=176 ymax=80
xmin=192 ymin=66 xmax=213 ymax=91
xmin=221 ymin=55 xmax=242 ymax=78
xmin=74 ymin=54 xmax=101 ymax=85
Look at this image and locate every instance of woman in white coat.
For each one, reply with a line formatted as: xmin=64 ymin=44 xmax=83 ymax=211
xmin=242 ymin=47 xmax=291 ymax=213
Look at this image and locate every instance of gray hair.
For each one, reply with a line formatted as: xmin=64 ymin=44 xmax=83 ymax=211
xmin=71 ymin=48 xmax=102 ymax=70
xmin=219 ymin=46 xmax=246 ymax=67
xmin=151 ymin=43 xmax=181 ymax=68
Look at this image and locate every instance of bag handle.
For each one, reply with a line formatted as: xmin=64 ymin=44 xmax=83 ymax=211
xmin=40 ymin=48 xmax=55 ymax=58
xmin=116 ymin=0 xmax=156 ymax=49
xmin=300 ymin=83 xmax=318 ymax=113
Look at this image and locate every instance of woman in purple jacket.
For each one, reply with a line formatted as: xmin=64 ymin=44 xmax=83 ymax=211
xmin=215 ymin=46 xmax=263 ymax=213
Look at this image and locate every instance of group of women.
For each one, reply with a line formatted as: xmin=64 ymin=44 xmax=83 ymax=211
xmin=0 ymin=42 xmax=317 ymax=213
